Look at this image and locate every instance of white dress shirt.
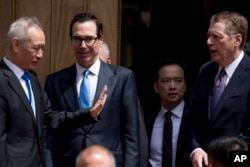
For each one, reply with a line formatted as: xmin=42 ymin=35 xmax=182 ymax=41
xmin=149 ymin=100 xmax=184 ymax=167
xmin=76 ymin=59 xmax=100 ymax=107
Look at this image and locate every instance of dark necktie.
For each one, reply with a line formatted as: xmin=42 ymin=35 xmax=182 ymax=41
xmin=22 ymin=72 xmax=32 ymax=104
xmin=162 ymin=111 xmax=172 ymax=167
xmin=79 ymin=70 xmax=90 ymax=109
xmin=210 ymin=69 xmax=226 ymax=116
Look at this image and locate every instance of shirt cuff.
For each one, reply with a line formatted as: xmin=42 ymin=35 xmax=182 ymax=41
xmin=189 ymin=148 xmax=203 ymax=158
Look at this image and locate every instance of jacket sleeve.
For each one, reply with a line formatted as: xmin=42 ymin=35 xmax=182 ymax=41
xmin=122 ymin=70 xmax=140 ymax=167
xmin=43 ymin=92 xmax=97 ymax=129
xmin=0 ymin=94 xmax=10 ymax=167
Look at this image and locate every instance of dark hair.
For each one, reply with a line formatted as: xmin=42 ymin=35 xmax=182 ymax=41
xmin=69 ymin=13 xmax=103 ymax=39
xmin=152 ymin=58 xmax=187 ymax=82
xmin=207 ymin=136 xmax=248 ymax=167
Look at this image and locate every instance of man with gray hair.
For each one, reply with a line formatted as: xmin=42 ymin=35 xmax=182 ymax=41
xmin=99 ymin=42 xmax=111 ymax=64
xmin=0 ymin=16 xmax=107 ymax=167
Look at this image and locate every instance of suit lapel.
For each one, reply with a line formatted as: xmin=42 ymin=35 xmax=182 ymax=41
xmin=203 ymin=63 xmax=218 ymax=123
xmin=146 ymin=112 xmax=158 ymax=147
xmin=210 ymin=54 xmax=250 ymax=122
xmin=94 ymin=62 xmax=114 ymax=103
xmin=1 ymin=60 xmax=38 ymax=132
xmin=29 ymin=76 xmax=43 ymax=139
xmin=85 ymin=62 xmax=114 ymax=132
xmin=7 ymin=70 xmax=37 ymax=123
xmin=60 ymin=65 xmax=79 ymax=111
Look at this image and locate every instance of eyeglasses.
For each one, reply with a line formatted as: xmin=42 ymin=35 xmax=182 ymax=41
xmin=71 ymin=36 xmax=98 ymax=46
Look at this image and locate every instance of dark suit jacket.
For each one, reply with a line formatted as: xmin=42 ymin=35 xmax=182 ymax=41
xmin=44 ymin=61 xmax=140 ymax=167
xmin=0 ymin=60 xmax=97 ymax=167
xmin=145 ymin=104 xmax=191 ymax=167
xmin=184 ymin=53 xmax=250 ymax=155
xmin=138 ymin=100 xmax=149 ymax=167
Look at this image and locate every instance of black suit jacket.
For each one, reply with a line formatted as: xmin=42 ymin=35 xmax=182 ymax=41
xmin=138 ymin=100 xmax=149 ymax=167
xmin=184 ymin=53 xmax=250 ymax=155
xmin=145 ymin=104 xmax=191 ymax=167
xmin=0 ymin=60 xmax=96 ymax=167
xmin=44 ymin=61 xmax=140 ymax=167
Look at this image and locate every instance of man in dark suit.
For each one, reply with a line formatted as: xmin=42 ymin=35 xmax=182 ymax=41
xmin=145 ymin=58 xmax=191 ymax=167
xmin=0 ymin=16 xmax=107 ymax=167
xmin=44 ymin=13 xmax=140 ymax=167
xmin=99 ymin=41 xmax=148 ymax=167
xmin=183 ymin=11 xmax=250 ymax=167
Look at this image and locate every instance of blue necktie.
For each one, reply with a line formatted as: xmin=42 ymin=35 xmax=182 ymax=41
xmin=210 ymin=69 xmax=226 ymax=115
xmin=22 ymin=72 xmax=32 ymax=104
xmin=79 ymin=70 xmax=90 ymax=109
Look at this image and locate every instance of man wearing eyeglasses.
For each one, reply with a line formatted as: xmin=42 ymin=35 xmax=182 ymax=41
xmin=44 ymin=13 xmax=141 ymax=167
xmin=0 ymin=16 xmax=107 ymax=167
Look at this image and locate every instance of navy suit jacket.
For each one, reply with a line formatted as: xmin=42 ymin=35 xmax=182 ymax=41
xmin=0 ymin=60 xmax=97 ymax=167
xmin=44 ymin=61 xmax=140 ymax=167
xmin=184 ymin=53 xmax=250 ymax=155
xmin=145 ymin=104 xmax=191 ymax=167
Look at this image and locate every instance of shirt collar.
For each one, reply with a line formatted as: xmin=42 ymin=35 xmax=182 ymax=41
xmin=160 ymin=100 xmax=185 ymax=118
xmin=220 ymin=51 xmax=244 ymax=80
xmin=3 ymin=56 xmax=25 ymax=79
xmin=76 ymin=59 xmax=100 ymax=78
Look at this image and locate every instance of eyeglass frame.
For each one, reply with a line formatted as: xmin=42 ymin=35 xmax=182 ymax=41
xmin=71 ymin=36 xmax=98 ymax=46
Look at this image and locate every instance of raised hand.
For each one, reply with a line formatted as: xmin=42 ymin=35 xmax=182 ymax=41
xmin=90 ymin=85 xmax=108 ymax=119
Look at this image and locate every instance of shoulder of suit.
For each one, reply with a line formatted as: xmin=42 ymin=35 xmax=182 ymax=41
xmin=48 ymin=65 xmax=75 ymax=77
xmin=103 ymin=63 xmax=133 ymax=74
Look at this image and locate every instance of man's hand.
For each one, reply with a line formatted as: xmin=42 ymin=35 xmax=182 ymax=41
xmin=90 ymin=85 xmax=107 ymax=119
xmin=190 ymin=149 xmax=208 ymax=167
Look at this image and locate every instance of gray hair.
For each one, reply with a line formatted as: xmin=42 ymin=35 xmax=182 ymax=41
xmin=7 ymin=16 xmax=43 ymax=45
xmin=102 ymin=42 xmax=110 ymax=57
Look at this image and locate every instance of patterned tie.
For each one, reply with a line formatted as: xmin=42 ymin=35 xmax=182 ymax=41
xmin=210 ymin=68 xmax=226 ymax=115
xmin=22 ymin=72 xmax=32 ymax=104
xmin=79 ymin=70 xmax=91 ymax=109
xmin=162 ymin=111 xmax=172 ymax=167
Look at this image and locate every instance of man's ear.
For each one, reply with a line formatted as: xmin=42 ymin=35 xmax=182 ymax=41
xmin=11 ymin=37 xmax=20 ymax=52
xmin=154 ymin=82 xmax=159 ymax=93
xmin=98 ymin=35 xmax=104 ymax=43
xmin=106 ymin=57 xmax=111 ymax=64
xmin=234 ymin=33 xmax=242 ymax=47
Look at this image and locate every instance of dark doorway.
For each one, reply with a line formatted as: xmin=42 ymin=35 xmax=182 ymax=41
xmin=121 ymin=0 xmax=250 ymax=114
